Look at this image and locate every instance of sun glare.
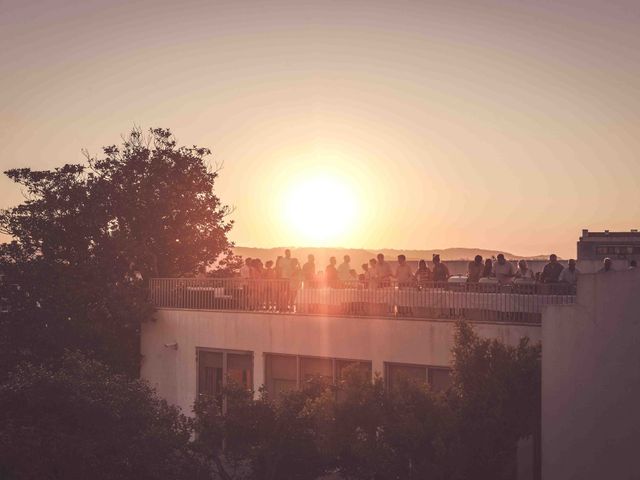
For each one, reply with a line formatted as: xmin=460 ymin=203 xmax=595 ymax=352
xmin=281 ymin=173 xmax=359 ymax=246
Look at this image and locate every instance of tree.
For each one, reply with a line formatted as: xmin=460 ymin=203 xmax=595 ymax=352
xmin=193 ymin=323 xmax=541 ymax=480
xmin=193 ymin=381 xmax=332 ymax=480
xmin=0 ymin=352 xmax=208 ymax=480
xmin=448 ymin=321 xmax=542 ymax=479
xmin=0 ymin=127 xmax=238 ymax=375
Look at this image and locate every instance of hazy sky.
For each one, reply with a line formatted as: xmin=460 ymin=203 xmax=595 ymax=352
xmin=2 ymin=0 xmax=639 ymax=258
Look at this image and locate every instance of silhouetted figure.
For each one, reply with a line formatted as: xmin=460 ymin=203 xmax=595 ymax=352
xmin=431 ymin=254 xmax=450 ymax=282
xmin=482 ymin=258 xmax=494 ymax=278
xmin=279 ymin=249 xmax=295 ymax=279
xmin=325 ymin=256 xmax=338 ymax=288
xmin=598 ymin=257 xmax=614 ymax=273
xmin=541 ymin=254 xmax=564 ymax=283
xmin=288 ymin=258 xmax=302 ymax=307
xmin=467 ymin=255 xmax=484 ymax=283
xmin=516 ymin=259 xmax=535 ymax=280
xmin=629 ymin=260 xmax=638 ymax=270
xmin=250 ymin=258 xmax=264 ymax=279
xmin=368 ymin=258 xmax=378 ymax=288
xmin=559 ymin=259 xmax=580 ymax=284
xmin=361 ymin=263 xmax=371 ymax=285
xmin=263 ymin=260 xmax=275 ymax=279
xmin=337 ymin=255 xmax=352 ymax=284
xmin=302 ymin=254 xmax=316 ymax=285
xmin=240 ymin=257 xmax=252 ymax=279
xmin=395 ymin=254 xmax=414 ymax=287
xmin=375 ymin=253 xmax=392 ymax=287
xmin=415 ymin=259 xmax=431 ymax=288
xmin=494 ymin=253 xmax=516 ymax=284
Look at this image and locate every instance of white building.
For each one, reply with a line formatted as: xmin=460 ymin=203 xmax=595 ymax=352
xmin=140 ymin=280 xmax=569 ymax=433
xmin=542 ymin=268 xmax=640 ymax=480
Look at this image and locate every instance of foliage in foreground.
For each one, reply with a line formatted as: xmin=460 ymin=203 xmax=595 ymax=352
xmin=192 ymin=321 xmax=541 ymax=480
xmin=0 ymin=352 xmax=207 ymax=480
xmin=0 ymin=322 xmax=539 ymax=480
xmin=0 ymin=127 xmax=239 ymax=376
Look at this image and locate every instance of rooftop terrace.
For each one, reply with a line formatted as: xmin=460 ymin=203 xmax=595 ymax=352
xmin=150 ymin=278 xmax=576 ymax=324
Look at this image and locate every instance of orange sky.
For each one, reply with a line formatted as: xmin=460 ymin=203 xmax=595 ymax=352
xmin=2 ymin=0 xmax=640 ymax=258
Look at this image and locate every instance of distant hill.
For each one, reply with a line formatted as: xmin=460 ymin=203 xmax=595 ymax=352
xmin=233 ymin=246 xmax=552 ymax=268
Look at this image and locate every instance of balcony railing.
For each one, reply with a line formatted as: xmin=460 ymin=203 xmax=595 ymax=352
xmin=149 ymin=278 xmax=576 ymax=324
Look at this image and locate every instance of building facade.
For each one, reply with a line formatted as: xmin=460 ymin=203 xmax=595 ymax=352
xmin=577 ymin=229 xmax=640 ymax=272
xmin=141 ymin=307 xmax=541 ymax=414
xmin=542 ymin=269 xmax=640 ymax=480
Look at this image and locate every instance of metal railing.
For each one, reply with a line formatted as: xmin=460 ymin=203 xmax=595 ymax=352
xmin=149 ymin=278 xmax=576 ymax=324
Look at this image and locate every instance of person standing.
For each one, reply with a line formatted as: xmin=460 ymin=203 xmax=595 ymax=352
xmin=559 ymin=259 xmax=580 ymax=284
xmin=302 ymin=254 xmax=316 ymax=286
xmin=325 ymin=256 xmax=338 ymax=288
xmin=415 ymin=259 xmax=431 ymax=288
xmin=375 ymin=253 xmax=392 ymax=287
xmin=337 ymin=255 xmax=353 ymax=284
xmin=467 ymin=255 xmax=484 ymax=283
xmin=368 ymin=258 xmax=379 ymax=288
xmin=395 ymin=254 xmax=414 ymax=287
xmin=494 ymin=254 xmax=516 ymax=284
xmin=279 ymin=249 xmax=295 ymax=280
xmin=239 ymin=257 xmax=252 ymax=279
xmin=482 ymin=258 xmax=494 ymax=278
xmin=540 ymin=254 xmax=564 ymax=283
xmin=598 ymin=257 xmax=614 ymax=273
xmin=432 ymin=254 xmax=450 ymax=282
xmin=515 ymin=259 xmax=535 ymax=280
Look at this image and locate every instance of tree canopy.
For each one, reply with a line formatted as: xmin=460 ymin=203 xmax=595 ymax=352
xmin=192 ymin=322 xmax=541 ymax=480
xmin=0 ymin=352 xmax=207 ymax=480
xmin=0 ymin=127 xmax=238 ymax=375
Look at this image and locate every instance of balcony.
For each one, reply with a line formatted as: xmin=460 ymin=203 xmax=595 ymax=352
xmin=149 ymin=278 xmax=576 ymax=324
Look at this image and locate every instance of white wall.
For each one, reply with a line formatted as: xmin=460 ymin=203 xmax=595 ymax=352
xmin=542 ymin=269 xmax=640 ymax=480
xmin=141 ymin=311 xmax=540 ymax=416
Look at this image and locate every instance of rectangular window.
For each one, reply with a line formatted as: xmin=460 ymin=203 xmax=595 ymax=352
xmin=265 ymin=354 xmax=298 ymax=401
xmin=336 ymin=360 xmax=372 ymax=382
xmin=198 ymin=351 xmax=223 ymax=401
xmin=385 ymin=363 xmax=452 ymax=393
xmin=227 ymin=353 xmax=253 ymax=389
xmin=335 ymin=360 xmax=373 ymax=401
xmin=428 ymin=367 xmax=453 ymax=393
xmin=197 ymin=349 xmax=253 ymax=408
xmin=385 ymin=363 xmax=428 ymax=391
xmin=265 ymin=354 xmax=372 ymax=399
xmin=300 ymin=356 xmax=333 ymax=386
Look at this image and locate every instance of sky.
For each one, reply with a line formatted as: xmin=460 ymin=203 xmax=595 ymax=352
xmin=1 ymin=0 xmax=640 ymax=258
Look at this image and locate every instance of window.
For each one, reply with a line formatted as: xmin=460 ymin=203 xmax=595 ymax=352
xmin=197 ymin=349 xmax=253 ymax=408
xmin=385 ymin=362 xmax=452 ymax=393
xmin=300 ymin=357 xmax=333 ymax=385
xmin=428 ymin=367 xmax=453 ymax=393
xmin=265 ymin=354 xmax=298 ymax=401
xmin=264 ymin=354 xmax=372 ymax=400
xmin=227 ymin=353 xmax=253 ymax=388
xmin=198 ymin=351 xmax=223 ymax=402
xmin=336 ymin=359 xmax=372 ymax=382
xmin=386 ymin=363 xmax=427 ymax=391
xmin=595 ymin=245 xmax=640 ymax=256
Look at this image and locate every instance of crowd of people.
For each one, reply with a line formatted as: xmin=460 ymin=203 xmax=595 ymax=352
xmin=237 ymin=250 xmax=633 ymax=289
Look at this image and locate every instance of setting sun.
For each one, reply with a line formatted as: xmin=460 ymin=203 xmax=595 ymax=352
xmin=280 ymin=173 xmax=359 ymax=246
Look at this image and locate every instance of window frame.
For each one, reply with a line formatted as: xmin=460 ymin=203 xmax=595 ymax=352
xmin=384 ymin=361 xmax=452 ymax=391
xmin=196 ymin=347 xmax=254 ymax=411
xmin=263 ymin=352 xmax=373 ymax=397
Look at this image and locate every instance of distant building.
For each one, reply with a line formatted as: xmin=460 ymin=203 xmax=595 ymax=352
xmin=578 ymin=229 xmax=640 ymax=261
xmin=577 ymin=229 xmax=640 ymax=273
